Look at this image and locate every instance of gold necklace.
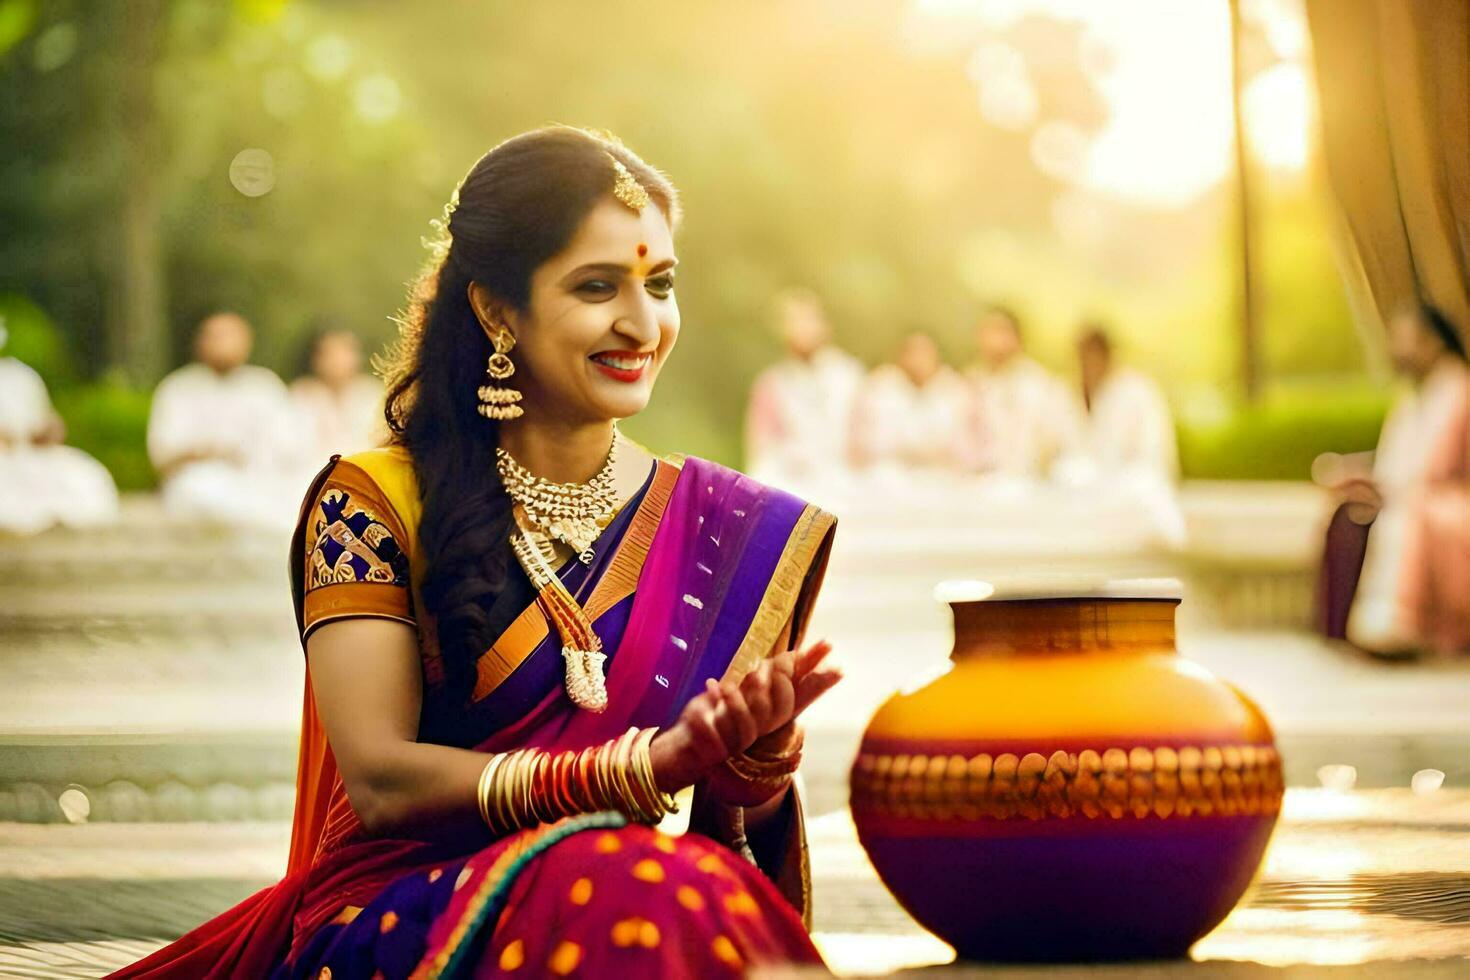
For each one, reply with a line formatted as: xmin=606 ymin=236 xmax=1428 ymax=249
xmin=495 ymin=425 xmax=620 ymax=564
xmin=496 ymin=425 xmax=621 ymax=713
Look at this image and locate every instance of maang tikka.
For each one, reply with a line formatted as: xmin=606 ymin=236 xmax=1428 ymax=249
xmin=476 ymin=327 xmax=524 ymax=420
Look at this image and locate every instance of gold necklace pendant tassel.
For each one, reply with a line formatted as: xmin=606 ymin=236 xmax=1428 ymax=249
xmin=561 ymin=646 xmax=609 ymax=714
xmin=510 ymin=522 xmax=609 ymax=713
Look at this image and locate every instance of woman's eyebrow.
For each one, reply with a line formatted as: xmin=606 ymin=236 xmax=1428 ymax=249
xmin=562 ymin=258 xmax=678 ymax=279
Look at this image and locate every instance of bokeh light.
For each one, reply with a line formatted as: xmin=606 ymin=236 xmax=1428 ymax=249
xmin=228 ymin=147 xmax=276 ymax=197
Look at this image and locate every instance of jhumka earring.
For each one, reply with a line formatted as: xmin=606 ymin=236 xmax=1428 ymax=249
xmin=476 ymin=327 xmax=523 ymax=420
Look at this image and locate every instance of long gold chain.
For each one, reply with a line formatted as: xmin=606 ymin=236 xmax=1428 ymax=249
xmin=495 ymin=424 xmax=620 ymax=564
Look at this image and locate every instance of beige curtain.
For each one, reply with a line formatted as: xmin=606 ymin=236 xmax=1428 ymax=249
xmin=1305 ymin=0 xmax=1470 ymax=337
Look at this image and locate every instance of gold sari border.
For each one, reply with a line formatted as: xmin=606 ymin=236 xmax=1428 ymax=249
xmin=472 ymin=604 xmax=552 ymax=701
xmin=722 ymin=504 xmax=837 ymax=685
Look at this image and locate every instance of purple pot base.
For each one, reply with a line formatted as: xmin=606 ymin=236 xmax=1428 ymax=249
xmin=857 ymin=812 xmax=1277 ymax=962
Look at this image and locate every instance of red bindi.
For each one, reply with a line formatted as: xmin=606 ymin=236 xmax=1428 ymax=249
xmin=636 ymin=244 xmax=648 ymax=258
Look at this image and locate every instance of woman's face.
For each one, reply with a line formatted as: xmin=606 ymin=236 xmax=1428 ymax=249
xmin=498 ymin=197 xmax=679 ymax=425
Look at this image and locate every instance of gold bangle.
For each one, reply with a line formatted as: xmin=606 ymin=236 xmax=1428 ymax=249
xmin=499 ymin=749 xmax=526 ymax=832
xmin=633 ymin=727 xmax=679 ymax=816
xmin=610 ymin=728 xmax=644 ymax=821
xmin=476 ymin=730 xmax=684 ymax=836
xmin=476 ymin=756 xmax=495 ymax=829
xmin=726 ymin=747 xmax=801 ymax=787
xmin=747 ymin=728 xmax=805 ymax=763
xmin=479 ymin=752 xmax=514 ymax=832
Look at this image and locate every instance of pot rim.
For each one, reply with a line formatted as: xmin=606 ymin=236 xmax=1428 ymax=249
xmin=934 ymin=576 xmax=1183 ymax=604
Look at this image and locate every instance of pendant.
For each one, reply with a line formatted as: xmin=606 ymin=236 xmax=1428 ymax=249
xmin=562 ymin=647 xmax=608 ymax=712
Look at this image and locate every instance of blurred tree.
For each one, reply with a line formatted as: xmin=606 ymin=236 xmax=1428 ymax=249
xmin=0 ymin=0 xmax=1369 ymax=475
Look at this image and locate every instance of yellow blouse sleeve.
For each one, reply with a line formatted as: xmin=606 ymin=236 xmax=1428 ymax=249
xmin=300 ymin=460 xmax=415 ymax=640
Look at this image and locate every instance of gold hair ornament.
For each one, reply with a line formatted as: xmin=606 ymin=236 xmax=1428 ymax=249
xmin=609 ymin=155 xmax=650 ymax=212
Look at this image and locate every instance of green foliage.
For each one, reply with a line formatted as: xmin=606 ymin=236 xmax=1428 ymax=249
xmin=0 ymin=292 xmax=71 ymax=380
xmin=0 ymin=0 xmax=36 ymax=59
xmin=50 ymin=381 xmax=155 ymax=491
xmin=1177 ymin=381 xmax=1390 ymax=480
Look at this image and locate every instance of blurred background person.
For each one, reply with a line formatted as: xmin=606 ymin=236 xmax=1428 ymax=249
xmin=289 ymin=322 xmax=387 ymax=466
xmin=964 ymin=305 xmax=1080 ymax=478
xmin=1061 ymin=323 xmax=1180 ymax=484
xmin=1317 ymin=304 xmax=1470 ymax=658
xmin=147 ymin=311 xmax=302 ymax=528
xmin=744 ymin=287 xmax=863 ymax=495
xmin=0 ymin=320 xmax=119 ymax=534
xmin=849 ymin=331 xmax=970 ymax=478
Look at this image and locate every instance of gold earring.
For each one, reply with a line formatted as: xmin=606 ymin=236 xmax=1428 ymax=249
xmin=477 ymin=327 xmax=524 ymax=420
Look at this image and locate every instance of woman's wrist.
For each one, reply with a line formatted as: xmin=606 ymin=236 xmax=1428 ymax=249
xmin=746 ymin=721 xmax=802 ymax=761
xmin=705 ymin=763 xmax=791 ymax=807
xmin=651 ymin=725 xmax=703 ymax=794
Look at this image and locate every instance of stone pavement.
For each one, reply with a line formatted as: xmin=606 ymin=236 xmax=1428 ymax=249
xmin=3 ymin=488 xmax=1470 ymax=976
xmin=2 ymin=789 xmax=1468 ymax=977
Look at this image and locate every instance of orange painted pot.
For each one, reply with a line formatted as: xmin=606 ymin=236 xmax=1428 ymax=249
xmin=849 ymin=582 xmax=1282 ymax=962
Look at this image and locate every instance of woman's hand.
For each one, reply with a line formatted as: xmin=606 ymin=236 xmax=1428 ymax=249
xmin=650 ymin=638 xmax=841 ymax=797
xmin=650 ymin=683 xmax=743 ymax=793
xmin=746 ymin=638 xmax=840 ymax=755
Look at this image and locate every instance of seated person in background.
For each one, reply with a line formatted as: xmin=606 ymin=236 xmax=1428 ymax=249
xmin=964 ymin=305 xmax=1080 ymax=478
xmin=289 ymin=323 xmax=387 ymax=464
xmin=147 ymin=311 xmax=301 ymax=528
xmin=849 ymin=331 xmax=970 ymax=475
xmin=1058 ymin=324 xmax=1179 ymax=485
xmin=1317 ymin=303 xmax=1470 ymax=657
xmin=0 ymin=321 xmax=119 ymax=534
xmin=744 ymin=288 xmax=864 ymax=494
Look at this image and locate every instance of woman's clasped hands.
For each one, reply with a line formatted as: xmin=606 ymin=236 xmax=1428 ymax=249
xmin=651 ymin=639 xmax=841 ymax=802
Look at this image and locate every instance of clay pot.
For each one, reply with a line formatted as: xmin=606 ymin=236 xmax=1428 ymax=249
xmin=849 ymin=581 xmax=1282 ymax=962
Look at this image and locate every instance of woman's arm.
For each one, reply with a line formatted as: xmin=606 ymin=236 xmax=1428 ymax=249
xmin=306 ymin=618 xmax=491 ymax=841
xmin=306 ymin=617 xmax=784 ymax=841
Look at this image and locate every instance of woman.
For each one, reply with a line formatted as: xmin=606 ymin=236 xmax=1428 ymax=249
xmin=113 ymin=127 xmax=840 ymax=978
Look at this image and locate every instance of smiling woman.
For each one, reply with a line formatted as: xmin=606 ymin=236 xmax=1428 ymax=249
xmin=109 ymin=127 xmax=840 ymax=979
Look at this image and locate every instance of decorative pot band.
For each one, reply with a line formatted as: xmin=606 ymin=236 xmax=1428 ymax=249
xmin=851 ymin=744 xmax=1283 ymax=822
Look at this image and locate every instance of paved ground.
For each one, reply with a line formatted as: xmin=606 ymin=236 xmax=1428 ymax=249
xmin=3 ymin=490 xmax=1470 ymax=976
xmin=2 ymin=789 xmax=1468 ymax=977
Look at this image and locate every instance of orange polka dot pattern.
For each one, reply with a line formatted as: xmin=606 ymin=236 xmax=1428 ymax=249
xmin=471 ymin=823 xmax=823 ymax=975
xmin=287 ymin=823 xmax=821 ymax=976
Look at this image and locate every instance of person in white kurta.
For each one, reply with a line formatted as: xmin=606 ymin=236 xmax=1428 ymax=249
xmin=147 ymin=312 xmax=302 ymax=529
xmin=1054 ymin=326 xmax=1185 ymax=547
xmin=1065 ymin=327 xmax=1179 ymax=483
xmin=0 ymin=329 xmax=120 ymax=534
xmin=288 ymin=328 xmax=387 ymax=467
xmin=964 ymin=307 xmax=1081 ymax=477
xmin=849 ymin=332 xmax=970 ymax=476
xmin=744 ymin=289 xmax=864 ymax=497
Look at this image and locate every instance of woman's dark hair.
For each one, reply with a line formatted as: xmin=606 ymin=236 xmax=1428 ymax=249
xmin=379 ymin=127 xmax=678 ymax=731
xmin=1415 ymin=302 xmax=1467 ymax=362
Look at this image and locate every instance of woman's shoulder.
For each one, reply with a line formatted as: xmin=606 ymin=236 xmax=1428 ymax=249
xmin=337 ymin=444 xmax=414 ymax=486
xmin=305 ymin=444 xmax=420 ymax=549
